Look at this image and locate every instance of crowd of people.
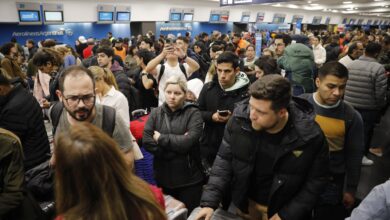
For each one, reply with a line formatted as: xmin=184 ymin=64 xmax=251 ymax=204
xmin=0 ymin=27 xmax=390 ymax=220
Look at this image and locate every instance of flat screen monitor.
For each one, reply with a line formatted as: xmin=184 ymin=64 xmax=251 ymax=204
xmin=367 ymin=20 xmax=372 ymax=25
xmin=116 ymin=12 xmax=130 ymax=21
xmin=98 ymin=11 xmax=114 ymax=21
xmin=210 ymin=14 xmax=220 ymax=22
xmin=357 ymin=19 xmax=363 ymax=25
xmin=349 ymin=19 xmax=356 ymax=25
xmin=272 ymin=16 xmax=285 ymax=24
xmin=220 ymin=15 xmax=229 ymax=22
xmin=183 ymin=13 xmax=193 ymax=22
xmin=170 ymin=13 xmax=182 ymax=21
xmin=241 ymin=15 xmax=250 ymax=23
xmin=19 ymin=10 xmax=40 ymax=22
xmin=342 ymin=18 xmax=347 ymax=24
xmin=44 ymin=11 xmax=63 ymax=22
xmin=312 ymin=17 xmax=322 ymax=25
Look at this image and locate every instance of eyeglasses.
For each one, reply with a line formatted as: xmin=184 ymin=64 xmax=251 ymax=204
xmin=64 ymin=94 xmax=95 ymax=107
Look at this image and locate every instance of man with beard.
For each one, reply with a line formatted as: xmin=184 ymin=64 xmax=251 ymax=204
xmin=50 ymin=66 xmax=140 ymax=165
xmin=196 ymin=74 xmax=329 ymax=220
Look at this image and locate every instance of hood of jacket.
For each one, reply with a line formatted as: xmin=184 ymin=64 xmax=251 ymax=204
xmin=212 ymin=71 xmax=250 ymax=92
xmin=162 ymin=101 xmax=199 ymax=116
xmin=233 ymin=96 xmax=318 ymax=143
xmin=111 ymin=60 xmax=124 ymax=72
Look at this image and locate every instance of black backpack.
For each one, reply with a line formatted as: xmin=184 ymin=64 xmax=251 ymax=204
xmin=157 ymin=63 xmax=187 ymax=84
xmin=50 ymin=102 xmax=116 ymax=136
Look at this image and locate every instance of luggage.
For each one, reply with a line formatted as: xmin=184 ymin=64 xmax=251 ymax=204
xmin=188 ymin=207 xmax=243 ymax=220
xmin=164 ymin=195 xmax=187 ymax=220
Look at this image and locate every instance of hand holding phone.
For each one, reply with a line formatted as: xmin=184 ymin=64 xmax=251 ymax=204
xmin=218 ymin=110 xmax=230 ymax=117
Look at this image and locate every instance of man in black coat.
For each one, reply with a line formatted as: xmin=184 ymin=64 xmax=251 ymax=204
xmin=196 ymin=74 xmax=329 ymax=220
xmin=0 ymin=70 xmax=50 ymax=171
xmin=198 ymin=52 xmax=250 ymax=169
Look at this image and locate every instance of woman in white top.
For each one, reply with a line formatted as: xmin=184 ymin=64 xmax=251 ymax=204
xmin=88 ymin=66 xmax=130 ymax=125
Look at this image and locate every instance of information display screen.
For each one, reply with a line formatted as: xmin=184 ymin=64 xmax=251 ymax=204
xmin=170 ymin=13 xmax=182 ymax=21
xmin=183 ymin=13 xmax=193 ymax=21
xmin=44 ymin=11 xmax=63 ymax=22
xmin=117 ymin=12 xmax=130 ymax=21
xmin=99 ymin=12 xmax=114 ymax=21
xmin=19 ymin=10 xmax=40 ymax=22
xmin=210 ymin=14 xmax=220 ymax=22
xmin=241 ymin=15 xmax=250 ymax=22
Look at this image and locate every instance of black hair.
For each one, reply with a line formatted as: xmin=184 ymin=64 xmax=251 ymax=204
xmin=0 ymin=42 xmax=15 ymax=56
xmin=254 ymin=56 xmax=281 ymax=76
xmin=313 ymin=35 xmax=321 ymax=41
xmin=194 ymin=41 xmax=206 ymax=53
xmin=32 ymin=48 xmax=63 ymax=67
xmin=216 ymin=51 xmax=240 ymax=69
xmin=141 ymin=37 xmax=154 ymax=48
xmin=275 ymin=34 xmax=292 ymax=45
xmin=249 ymin=74 xmax=291 ymax=111
xmin=365 ymin=42 xmax=382 ymax=57
xmin=383 ymin=35 xmax=390 ymax=45
xmin=128 ymin=45 xmax=138 ymax=56
xmin=136 ymin=49 xmax=155 ymax=66
xmin=26 ymin=39 xmax=35 ymax=45
xmin=318 ymin=61 xmax=349 ymax=79
xmin=96 ymin=46 xmax=114 ymax=58
xmin=176 ymin=36 xmax=189 ymax=45
xmin=201 ymin=32 xmax=209 ymax=39
xmin=347 ymin=42 xmax=359 ymax=56
xmin=211 ymin=44 xmax=225 ymax=53
xmin=59 ymin=66 xmax=95 ymax=93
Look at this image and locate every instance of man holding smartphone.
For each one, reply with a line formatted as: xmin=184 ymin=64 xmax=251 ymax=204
xmin=145 ymin=38 xmax=200 ymax=106
xmin=198 ymin=51 xmax=250 ymax=180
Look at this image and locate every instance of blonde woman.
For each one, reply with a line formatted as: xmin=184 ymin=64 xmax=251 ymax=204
xmin=88 ymin=66 xmax=129 ymax=124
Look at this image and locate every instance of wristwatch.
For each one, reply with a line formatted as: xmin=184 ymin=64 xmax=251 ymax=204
xmin=141 ymin=72 xmax=148 ymax=77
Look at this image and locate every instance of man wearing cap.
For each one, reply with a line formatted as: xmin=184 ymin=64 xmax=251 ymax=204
xmin=83 ymin=38 xmax=95 ymax=59
xmin=76 ymin=36 xmax=88 ymax=59
xmin=113 ymin=38 xmax=127 ymax=62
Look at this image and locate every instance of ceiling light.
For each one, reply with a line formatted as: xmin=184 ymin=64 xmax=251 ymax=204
xmin=332 ymin=10 xmax=339 ymax=12
xmin=385 ymin=5 xmax=389 ymax=7
xmin=310 ymin=3 xmax=319 ymax=6
xmin=374 ymin=0 xmax=382 ymax=1
xmin=343 ymin=1 xmax=352 ymax=3
xmin=308 ymin=1 xmax=312 ymax=3
xmin=346 ymin=8 xmax=353 ymax=10
xmin=288 ymin=4 xmax=299 ymax=8
xmin=354 ymin=7 xmax=358 ymax=9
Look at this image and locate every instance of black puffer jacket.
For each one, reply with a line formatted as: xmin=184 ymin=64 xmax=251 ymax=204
xmin=143 ymin=102 xmax=204 ymax=189
xmin=200 ymin=97 xmax=329 ymax=220
xmin=0 ymin=84 xmax=50 ymax=171
xmin=197 ymin=73 xmax=249 ymax=164
xmin=111 ymin=61 xmax=140 ymax=118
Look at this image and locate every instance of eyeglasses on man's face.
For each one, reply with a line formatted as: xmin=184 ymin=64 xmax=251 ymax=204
xmin=64 ymin=94 xmax=95 ymax=107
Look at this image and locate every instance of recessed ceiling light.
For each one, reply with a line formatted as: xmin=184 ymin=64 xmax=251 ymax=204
xmin=354 ymin=7 xmax=358 ymax=9
xmin=385 ymin=5 xmax=389 ymax=7
xmin=343 ymin=1 xmax=352 ymax=3
xmin=310 ymin=3 xmax=319 ymax=6
xmin=374 ymin=0 xmax=382 ymax=2
xmin=332 ymin=10 xmax=339 ymax=12
xmin=308 ymin=1 xmax=312 ymax=3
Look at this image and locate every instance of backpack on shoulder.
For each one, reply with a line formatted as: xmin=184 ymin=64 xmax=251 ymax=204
xmin=157 ymin=63 xmax=187 ymax=84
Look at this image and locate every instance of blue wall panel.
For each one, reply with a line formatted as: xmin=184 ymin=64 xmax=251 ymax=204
xmin=155 ymin=22 xmax=234 ymax=38
xmin=0 ymin=23 xmax=130 ymax=46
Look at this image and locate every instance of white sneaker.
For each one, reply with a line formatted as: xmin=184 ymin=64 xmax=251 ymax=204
xmin=362 ymin=156 xmax=374 ymax=166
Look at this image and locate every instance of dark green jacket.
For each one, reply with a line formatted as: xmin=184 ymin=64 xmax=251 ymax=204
xmin=0 ymin=128 xmax=24 ymax=217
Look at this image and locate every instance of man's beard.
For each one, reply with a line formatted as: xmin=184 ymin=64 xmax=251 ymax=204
xmin=64 ymin=102 xmax=94 ymax=122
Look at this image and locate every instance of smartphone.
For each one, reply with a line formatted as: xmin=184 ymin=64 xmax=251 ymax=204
xmin=165 ymin=38 xmax=173 ymax=45
xmin=218 ymin=110 xmax=229 ymax=117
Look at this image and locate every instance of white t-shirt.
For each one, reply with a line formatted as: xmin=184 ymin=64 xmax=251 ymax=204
xmin=96 ymin=86 xmax=130 ymax=127
xmin=156 ymin=62 xmax=190 ymax=106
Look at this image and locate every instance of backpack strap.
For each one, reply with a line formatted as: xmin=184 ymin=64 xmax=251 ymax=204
xmin=343 ymin=101 xmax=356 ymax=132
xmin=157 ymin=63 xmax=188 ymax=84
xmin=50 ymin=102 xmax=64 ymax=136
xmin=157 ymin=64 xmax=165 ymax=83
xmin=179 ymin=63 xmax=187 ymax=78
xmin=102 ymin=105 xmax=116 ymax=137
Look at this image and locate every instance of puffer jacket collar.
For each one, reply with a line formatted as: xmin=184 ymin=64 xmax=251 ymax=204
xmin=233 ymin=96 xmax=319 ymax=144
